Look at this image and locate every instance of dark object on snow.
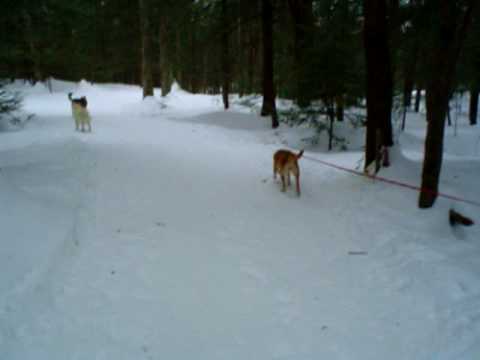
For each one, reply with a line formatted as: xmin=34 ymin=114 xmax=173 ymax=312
xmin=449 ymin=209 xmax=474 ymax=227
xmin=348 ymin=251 xmax=368 ymax=256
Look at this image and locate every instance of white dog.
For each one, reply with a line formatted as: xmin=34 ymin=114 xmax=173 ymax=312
xmin=68 ymin=92 xmax=92 ymax=132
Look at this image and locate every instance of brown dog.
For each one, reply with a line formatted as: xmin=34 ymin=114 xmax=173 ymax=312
xmin=273 ymin=149 xmax=304 ymax=196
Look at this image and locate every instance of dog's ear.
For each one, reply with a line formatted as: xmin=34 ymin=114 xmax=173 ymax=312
xmin=297 ymin=150 xmax=304 ymax=159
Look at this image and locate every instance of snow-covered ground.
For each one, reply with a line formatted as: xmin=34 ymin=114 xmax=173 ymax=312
xmin=1 ymin=79 xmax=479 ymax=360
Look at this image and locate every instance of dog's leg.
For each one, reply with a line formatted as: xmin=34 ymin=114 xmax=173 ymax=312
xmin=281 ymin=174 xmax=286 ymax=192
xmin=295 ymin=174 xmax=301 ymax=196
xmin=287 ymin=173 xmax=291 ymax=187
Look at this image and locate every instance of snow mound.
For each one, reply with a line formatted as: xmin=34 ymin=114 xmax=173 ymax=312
xmin=122 ymin=96 xmax=166 ymax=117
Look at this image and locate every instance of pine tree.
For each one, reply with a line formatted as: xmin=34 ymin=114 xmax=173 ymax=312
xmin=0 ymin=82 xmax=23 ymax=130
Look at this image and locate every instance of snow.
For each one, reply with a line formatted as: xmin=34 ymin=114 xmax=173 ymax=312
xmin=1 ymin=79 xmax=480 ymax=359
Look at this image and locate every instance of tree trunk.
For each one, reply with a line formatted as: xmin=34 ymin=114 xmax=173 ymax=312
xmin=189 ymin=25 xmax=200 ymax=93
xmin=327 ymin=100 xmax=335 ymax=151
xmin=363 ymin=0 xmax=393 ymax=171
xmin=238 ymin=0 xmax=247 ymax=97
xmin=469 ymin=85 xmax=479 ymax=125
xmin=388 ymin=0 xmax=400 ymax=89
xmin=419 ymin=0 xmax=476 ymax=208
xmin=247 ymin=1 xmax=260 ymax=94
xmin=247 ymin=28 xmax=258 ymax=94
xmin=221 ymin=0 xmax=230 ymax=109
xmin=139 ymin=0 xmax=154 ymax=98
xmin=22 ymin=11 xmax=42 ymax=83
xmin=335 ymin=94 xmax=344 ymax=122
xmin=402 ymin=0 xmax=421 ymax=117
xmin=158 ymin=14 xmax=172 ymax=97
xmin=420 ymin=89 xmax=449 ymax=207
xmin=403 ymin=44 xmax=419 ymax=110
xmin=447 ymin=104 xmax=452 ymax=126
xmin=261 ymin=0 xmax=279 ymax=128
xmin=288 ymin=0 xmax=314 ymax=108
xmin=414 ymin=84 xmax=422 ymax=112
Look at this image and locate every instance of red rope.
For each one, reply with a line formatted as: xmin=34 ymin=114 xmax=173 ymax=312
xmin=303 ymin=154 xmax=480 ymax=208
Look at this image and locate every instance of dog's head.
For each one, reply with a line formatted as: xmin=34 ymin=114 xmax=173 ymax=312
xmin=79 ymin=97 xmax=87 ymax=108
xmin=68 ymin=93 xmax=88 ymax=108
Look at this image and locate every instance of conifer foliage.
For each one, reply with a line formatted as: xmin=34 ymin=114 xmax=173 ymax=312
xmin=1 ymin=0 xmax=479 ymax=207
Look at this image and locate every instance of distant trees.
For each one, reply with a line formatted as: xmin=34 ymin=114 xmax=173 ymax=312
xmin=2 ymin=0 xmax=480 ymax=208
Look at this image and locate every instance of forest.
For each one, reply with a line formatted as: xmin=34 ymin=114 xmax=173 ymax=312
xmin=1 ymin=0 xmax=479 ymax=209
xmin=1 ymin=2 xmax=480 ymax=359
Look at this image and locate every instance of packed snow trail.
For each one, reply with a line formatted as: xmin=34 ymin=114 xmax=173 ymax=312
xmin=1 ymin=81 xmax=479 ymax=359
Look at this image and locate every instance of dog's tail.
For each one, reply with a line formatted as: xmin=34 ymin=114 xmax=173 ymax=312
xmin=297 ymin=149 xmax=304 ymax=159
xmin=68 ymin=92 xmax=73 ymax=101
